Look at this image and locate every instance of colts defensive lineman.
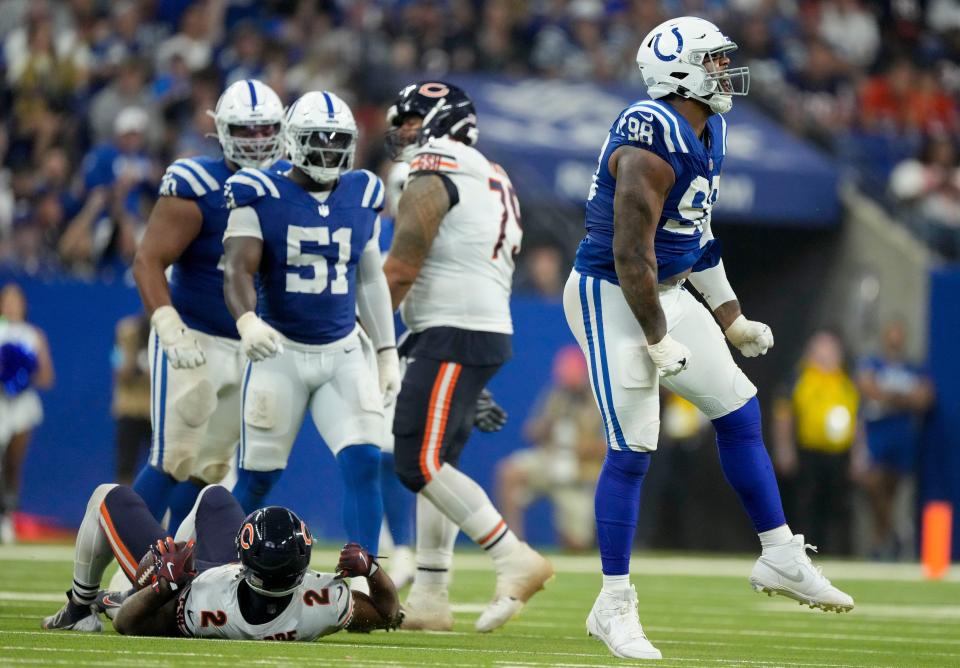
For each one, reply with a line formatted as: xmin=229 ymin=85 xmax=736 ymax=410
xmin=222 ymin=91 xmax=399 ymax=555
xmin=40 ymin=484 xmax=400 ymax=637
xmin=383 ymin=82 xmax=552 ymax=633
xmin=131 ymin=79 xmax=285 ymax=530
xmin=565 ymin=17 xmax=853 ymax=660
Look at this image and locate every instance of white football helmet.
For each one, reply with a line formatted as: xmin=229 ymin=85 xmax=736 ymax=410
xmin=210 ymin=79 xmax=285 ymax=168
xmin=284 ymin=91 xmax=357 ymax=184
xmin=636 ymin=16 xmax=749 ymax=114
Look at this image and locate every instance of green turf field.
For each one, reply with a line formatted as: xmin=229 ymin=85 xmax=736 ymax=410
xmin=1 ymin=545 xmax=958 ymax=667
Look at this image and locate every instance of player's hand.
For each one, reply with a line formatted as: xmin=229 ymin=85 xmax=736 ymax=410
xmin=724 ymin=314 xmax=774 ymax=358
xmin=336 ymin=542 xmax=380 ymax=578
xmin=149 ymin=537 xmax=197 ymax=592
xmin=376 ymin=347 xmax=400 ymax=401
xmin=475 ymin=388 xmax=508 ymax=433
xmin=151 ymin=305 xmax=206 ymax=369
xmin=646 ymin=334 xmax=690 ymax=377
xmin=236 ymin=312 xmax=284 ymax=361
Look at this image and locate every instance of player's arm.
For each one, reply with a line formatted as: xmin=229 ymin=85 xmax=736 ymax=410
xmin=112 ymin=583 xmax=182 ymax=637
xmin=336 ymin=544 xmax=401 ymax=633
xmin=609 ymin=146 xmax=688 ymax=376
xmin=383 ymin=174 xmax=452 ymax=310
xmin=32 ymin=329 xmax=54 ymax=390
xmin=356 ymin=218 xmax=400 ymax=400
xmin=222 ymin=206 xmax=283 ymax=361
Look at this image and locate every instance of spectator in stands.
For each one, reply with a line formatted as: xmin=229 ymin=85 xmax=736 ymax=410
xmin=496 ymin=345 xmax=605 ymax=551
xmin=154 ymin=0 xmax=222 ymax=76
xmin=0 ymin=283 xmax=54 ymax=543
xmin=773 ymin=328 xmax=860 ymax=555
xmin=857 ymin=320 xmax=935 ymax=560
xmin=860 ymin=58 xmax=959 ymax=135
xmin=87 ymin=57 xmax=156 ymax=146
xmin=111 ymin=313 xmax=152 ymax=486
xmin=515 ymin=245 xmax=565 ymax=300
xmin=818 ymin=0 xmax=880 ymax=69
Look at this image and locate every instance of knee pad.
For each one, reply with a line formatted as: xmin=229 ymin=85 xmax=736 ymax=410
xmin=174 ymin=378 xmax=217 ymax=428
xmin=713 ymin=396 xmax=762 ymax=447
xmin=393 ymin=443 xmax=426 ymax=493
xmin=87 ymin=483 xmax=119 ymax=514
xmin=194 ymin=462 xmax=231 ymax=485
xmin=336 ymin=444 xmax=381 ymax=484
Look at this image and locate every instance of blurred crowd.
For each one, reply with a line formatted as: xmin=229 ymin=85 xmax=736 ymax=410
xmin=0 ymin=0 xmax=958 ymax=277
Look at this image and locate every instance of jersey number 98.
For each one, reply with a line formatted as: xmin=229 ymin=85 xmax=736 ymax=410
xmin=286 ymin=226 xmax=352 ymax=295
xmin=626 ymin=117 xmax=654 ymax=145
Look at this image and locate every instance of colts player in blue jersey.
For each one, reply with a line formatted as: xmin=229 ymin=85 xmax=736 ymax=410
xmin=131 ymin=80 xmax=286 ymax=533
xmin=221 ymin=91 xmax=399 ymax=555
xmin=563 ymin=17 xmax=853 ymax=660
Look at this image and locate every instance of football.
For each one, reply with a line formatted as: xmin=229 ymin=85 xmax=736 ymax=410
xmin=133 ymin=550 xmax=157 ymax=591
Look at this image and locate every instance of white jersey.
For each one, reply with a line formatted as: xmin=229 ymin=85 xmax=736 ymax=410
xmin=400 ymin=137 xmax=522 ymax=335
xmin=177 ymin=563 xmax=353 ymax=641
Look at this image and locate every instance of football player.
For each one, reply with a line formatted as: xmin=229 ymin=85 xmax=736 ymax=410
xmin=40 ymin=483 xmax=401 ymax=637
xmin=564 ymin=17 xmax=853 ymax=659
xmin=383 ymin=82 xmax=553 ymax=633
xmin=131 ymin=79 xmax=286 ymax=531
xmin=222 ymin=91 xmax=398 ymax=555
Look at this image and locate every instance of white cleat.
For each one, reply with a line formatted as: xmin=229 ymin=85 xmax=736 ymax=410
xmin=750 ymin=534 xmax=854 ymax=613
xmin=401 ymin=585 xmax=454 ymax=631
xmin=586 ymin=586 xmax=662 ymax=660
xmin=388 ymin=546 xmax=416 ymax=590
xmin=475 ymin=542 xmax=554 ymax=633
xmin=41 ymin=598 xmax=102 ymax=632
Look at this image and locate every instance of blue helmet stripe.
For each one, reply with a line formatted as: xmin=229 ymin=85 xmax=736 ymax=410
xmin=321 ymin=91 xmax=335 ymax=119
xmin=246 ymin=80 xmax=258 ymax=110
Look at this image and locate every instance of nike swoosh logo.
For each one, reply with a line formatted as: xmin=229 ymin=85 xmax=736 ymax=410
xmin=764 ymin=562 xmax=805 ymax=583
xmin=167 ymin=563 xmax=176 ymax=579
xmin=636 ymin=111 xmax=654 ymax=122
xmin=102 ymin=596 xmax=117 ymax=607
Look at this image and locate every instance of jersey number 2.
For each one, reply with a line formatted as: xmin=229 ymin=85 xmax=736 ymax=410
xmin=286 ymin=226 xmax=351 ymax=295
xmin=488 ymin=178 xmax=521 ymax=260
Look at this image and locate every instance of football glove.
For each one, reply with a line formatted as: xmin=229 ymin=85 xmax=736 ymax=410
xmin=151 ymin=305 xmax=205 ymax=369
xmin=475 ymin=388 xmax=508 ymax=433
xmin=149 ymin=537 xmax=197 ymax=592
xmin=724 ymin=314 xmax=774 ymax=358
xmin=646 ymin=334 xmax=691 ymax=377
xmin=376 ymin=347 xmax=401 ymax=401
xmin=236 ymin=312 xmax=284 ymax=361
xmin=336 ymin=542 xmax=380 ymax=578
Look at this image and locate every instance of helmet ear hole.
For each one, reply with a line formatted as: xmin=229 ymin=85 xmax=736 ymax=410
xmin=671 ymin=72 xmax=689 ymax=80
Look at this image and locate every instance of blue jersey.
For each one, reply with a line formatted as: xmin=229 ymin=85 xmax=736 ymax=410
xmin=575 ymin=99 xmax=726 ymax=283
xmin=224 ymin=168 xmax=384 ymax=345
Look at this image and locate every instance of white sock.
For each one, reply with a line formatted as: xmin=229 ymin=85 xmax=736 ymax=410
xmin=759 ymin=524 xmax=794 ymax=552
xmin=412 ymin=494 xmax=458 ymax=589
xmin=602 ymin=574 xmax=631 ymax=595
xmin=421 ymin=464 xmax=519 ymax=566
xmin=72 ymin=485 xmax=118 ymax=605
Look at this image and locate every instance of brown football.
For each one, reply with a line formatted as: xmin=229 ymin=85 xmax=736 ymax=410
xmin=133 ymin=550 xmax=158 ymax=591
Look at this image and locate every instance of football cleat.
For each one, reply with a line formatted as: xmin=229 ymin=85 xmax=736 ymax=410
xmin=401 ymin=585 xmax=454 ymax=631
xmin=475 ymin=542 xmax=553 ymax=633
xmin=93 ymin=589 xmax=133 ymax=621
xmin=586 ymin=586 xmax=661 ymax=660
xmin=41 ymin=594 xmax=102 ymax=632
xmin=750 ymin=534 xmax=854 ymax=612
xmin=387 ymin=546 xmax=416 ymax=590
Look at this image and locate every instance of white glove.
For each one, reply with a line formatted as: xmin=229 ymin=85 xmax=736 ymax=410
xmin=151 ymin=306 xmax=205 ymax=369
xmin=236 ymin=312 xmax=284 ymax=362
xmin=646 ymin=334 xmax=691 ymax=377
xmin=724 ymin=314 xmax=774 ymax=358
xmin=376 ymin=347 xmax=401 ymax=402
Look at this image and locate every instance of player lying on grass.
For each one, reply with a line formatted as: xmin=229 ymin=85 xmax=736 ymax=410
xmin=41 ymin=484 xmax=401 ymax=639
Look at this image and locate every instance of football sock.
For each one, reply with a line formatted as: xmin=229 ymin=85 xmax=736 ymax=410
xmin=232 ymin=468 xmax=283 ymax=514
xmin=759 ymin=524 xmax=794 ymax=552
xmin=413 ymin=493 xmax=458 ymax=588
xmin=595 ymin=449 xmax=650 ymax=576
xmin=72 ymin=484 xmax=118 ymax=605
xmin=602 ymin=574 xmax=631 ymax=595
xmin=712 ymin=397 xmax=787 ymax=533
xmin=166 ymin=480 xmax=204 ymax=536
xmin=380 ymin=452 xmax=414 ymax=547
xmin=336 ymin=444 xmax=383 ymax=554
xmin=421 ymin=463 xmax=519 ymax=567
xmin=131 ymin=465 xmax=177 ymax=520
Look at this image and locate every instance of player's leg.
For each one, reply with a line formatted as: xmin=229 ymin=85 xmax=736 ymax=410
xmin=312 ymin=343 xmax=385 ymax=553
xmin=562 ymin=270 xmax=662 ymax=659
xmin=233 ymin=350 xmax=309 ymax=513
xmin=174 ymin=484 xmax=246 ymax=571
xmin=664 ymin=287 xmax=853 ymax=611
xmin=133 ymin=331 xmax=220 ymax=519
xmin=378 ymin=395 xmax=416 ymax=587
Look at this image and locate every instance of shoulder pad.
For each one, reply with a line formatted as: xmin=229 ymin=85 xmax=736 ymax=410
xmin=224 ymin=168 xmax=281 ymax=209
xmin=159 ymin=158 xmax=223 ymax=199
xmin=614 ymin=101 xmax=691 ymax=158
xmin=409 ymin=141 xmax=463 ymax=177
xmin=343 ymin=169 xmax=384 ymax=212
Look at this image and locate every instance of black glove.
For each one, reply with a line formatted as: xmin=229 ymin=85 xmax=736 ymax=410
xmin=474 ymin=388 xmax=507 ymax=433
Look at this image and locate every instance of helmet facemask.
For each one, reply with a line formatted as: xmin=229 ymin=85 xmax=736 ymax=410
xmin=218 ymin=121 xmax=283 ymax=169
xmin=689 ymin=46 xmax=750 ymax=114
xmin=286 ymin=126 xmax=356 ymax=184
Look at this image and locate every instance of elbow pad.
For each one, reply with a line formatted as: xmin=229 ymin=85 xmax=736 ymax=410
xmin=688 ymin=260 xmax=737 ymax=311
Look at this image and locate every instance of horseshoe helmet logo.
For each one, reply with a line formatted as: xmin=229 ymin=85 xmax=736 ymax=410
xmin=652 ymin=27 xmax=684 ymax=62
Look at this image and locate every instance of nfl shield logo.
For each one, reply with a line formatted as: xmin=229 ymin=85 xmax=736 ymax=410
xmin=318 ymin=204 xmax=329 ymax=217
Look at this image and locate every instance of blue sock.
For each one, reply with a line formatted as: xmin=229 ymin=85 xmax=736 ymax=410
xmin=131 ymin=465 xmax=178 ymax=521
xmin=336 ymin=444 xmax=383 ymax=554
xmin=595 ymin=449 xmax=651 ymax=576
xmin=233 ymin=468 xmax=284 ymax=514
xmin=712 ymin=396 xmax=786 ymax=532
xmin=167 ymin=480 xmax=204 ymax=535
xmin=380 ymin=452 xmax=414 ymax=547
